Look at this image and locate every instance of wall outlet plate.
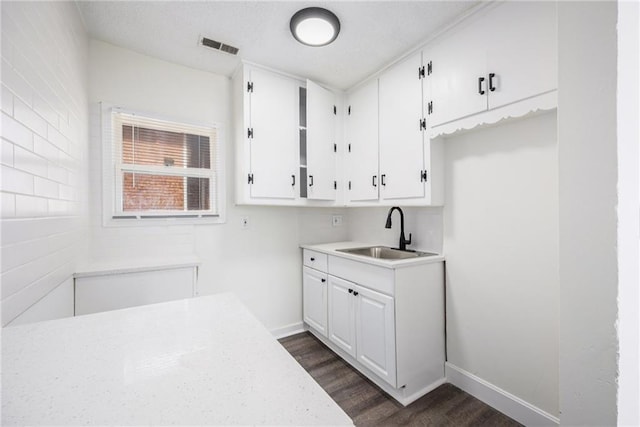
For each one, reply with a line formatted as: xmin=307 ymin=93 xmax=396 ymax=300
xmin=332 ymin=215 xmax=343 ymax=227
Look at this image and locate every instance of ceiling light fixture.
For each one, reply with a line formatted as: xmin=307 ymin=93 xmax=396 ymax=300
xmin=290 ymin=7 xmax=340 ymax=47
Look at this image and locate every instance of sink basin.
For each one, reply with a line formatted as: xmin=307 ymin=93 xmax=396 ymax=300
xmin=336 ymin=246 xmax=438 ymax=260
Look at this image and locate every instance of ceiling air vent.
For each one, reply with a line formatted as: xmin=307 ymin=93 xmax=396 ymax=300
xmin=200 ymin=36 xmax=239 ymax=56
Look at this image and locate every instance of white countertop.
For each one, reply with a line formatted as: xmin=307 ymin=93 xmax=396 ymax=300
xmin=301 ymin=241 xmax=445 ymax=268
xmin=74 ymin=255 xmax=201 ymax=278
xmin=2 ymin=293 xmax=352 ymax=426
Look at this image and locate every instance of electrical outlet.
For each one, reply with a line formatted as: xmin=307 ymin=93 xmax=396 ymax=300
xmin=332 ymin=215 xmax=343 ymax=227
xmin=240 ymin=216 xmax=250 ymax=229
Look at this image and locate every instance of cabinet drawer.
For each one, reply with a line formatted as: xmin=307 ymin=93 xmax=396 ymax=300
xmin=328 ymin=256 xmax=395 ymax=296
xmin=303 ymin=249 xmax=328 ymax=272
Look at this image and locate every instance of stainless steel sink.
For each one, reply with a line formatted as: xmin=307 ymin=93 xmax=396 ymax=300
xmin=336 ymin=246 xmax=438 ymax=260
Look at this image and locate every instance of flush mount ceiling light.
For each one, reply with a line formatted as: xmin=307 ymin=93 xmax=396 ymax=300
xmin=290 ymin=7 xmax=340 ymax=47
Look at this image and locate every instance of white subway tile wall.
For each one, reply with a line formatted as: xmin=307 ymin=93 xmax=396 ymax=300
xmin=1 ymin=1 xmax=89 ymax=325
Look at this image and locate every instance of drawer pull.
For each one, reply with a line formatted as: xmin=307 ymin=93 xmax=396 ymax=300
xmin=348 ymin=289 xmax=353 ymax=294
xmin=353 ymin=291 xmax=359 ymax=296
xmin=310 ymin=257 xmax=315 ymax=261
xmin=321 ymin=278 xmax=326 ymax=283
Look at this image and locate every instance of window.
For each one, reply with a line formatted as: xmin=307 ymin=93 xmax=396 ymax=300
xmin=103 ymin=106 xmax=225 ymax=224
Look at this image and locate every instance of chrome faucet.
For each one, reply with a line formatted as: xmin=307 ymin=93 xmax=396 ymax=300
xmin=385 ymin=206 xmax=412 ymax=251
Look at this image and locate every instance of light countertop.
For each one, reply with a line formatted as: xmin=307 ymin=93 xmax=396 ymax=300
xmin=301 ymin=241 xmax=445 ymax=269
xmin=74 ymin=255 xmax=201 ymax=278
xmin=2 ymin=293 xmax=352 ymax=426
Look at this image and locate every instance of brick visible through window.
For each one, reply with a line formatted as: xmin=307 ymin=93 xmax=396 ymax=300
xmin=111 ymin=110 xmax=218 ymax=218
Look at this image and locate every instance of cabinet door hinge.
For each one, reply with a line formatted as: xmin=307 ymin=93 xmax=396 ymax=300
xmin=247 ymin=81 xmax=254 ymax=93
xmin=420 ymin=170 xmax=428 ymax=182
xmin=248 ymin=173 xmax=254 ymax=184
xmin=427 ymin=101 xmax=433 ymax=115
xmin=333 ymin=105 xmax=337 ymax=115
xmin=348 ymin=181 xmax=351 ymax=190
xmin=419 ymin=118 xmax=426 ymax=131
xmin=418 ymin=65 xmax=425 ymax=79
xmin=427 ymin=61 xmax=433 ymax=76
xmin=333 ymin=143 xmax=337 ymax=153
xmin=247 ymin=128 xmax=254 ymax=138
xmin=334 ymin=181 xmax=337 ymax=190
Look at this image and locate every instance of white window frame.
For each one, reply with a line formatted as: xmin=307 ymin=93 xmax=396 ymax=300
xmin=101 ymin=103 xmax=226 ymax=226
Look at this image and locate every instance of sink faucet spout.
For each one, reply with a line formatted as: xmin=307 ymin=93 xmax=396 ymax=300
xmin=385 ymin=206 xmax=412 ymax=251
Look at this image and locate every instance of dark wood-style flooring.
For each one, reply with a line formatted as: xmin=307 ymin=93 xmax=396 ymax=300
xmin=279 ymin=332 xmax=522 ymax=427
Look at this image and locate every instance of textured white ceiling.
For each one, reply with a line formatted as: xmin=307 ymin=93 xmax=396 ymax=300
xmin=77 ymin=1 xmax=477 ymax=90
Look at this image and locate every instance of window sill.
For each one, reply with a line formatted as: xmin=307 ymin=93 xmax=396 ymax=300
xmin=103 ymin=213 xmax=226 ymax=227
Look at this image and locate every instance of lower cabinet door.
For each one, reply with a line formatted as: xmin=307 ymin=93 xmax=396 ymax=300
xmin=302 ymin=267 xmax=328 ymax=337
xmin=355 ymin=285 xmax=397 ymax=387
xmin=328 ymin=276 xmax=357 ymax=358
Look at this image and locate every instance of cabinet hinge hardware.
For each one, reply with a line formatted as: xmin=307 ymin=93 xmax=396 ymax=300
xmin=248 ymin=174 xmax=254 ymax=184
xmin=333 ymin=143 xmax=337 ymax=153
xmin=247 ymin=128 xmax=254 ymax=138
xmin=334 ymin=181 xmax=337 ymax=190
xmin=420 ymin=170 xmax=428 ymax=182
xmin=419 ymin=118 xmax=426 ymax=130
xmin=428 ymin=101 xmax=433 ymax=115
xmin=348 ymin=106 xmax=351 ymax=115
xmin=333 ymin=105 xmax=337 ymax=115
xmin=427 ymin=61 xmax=433 ymax=76
xmin=348 ymin=181 xmax=351 ymax=190
xmin=247 ymin=82 xmax=253 ymax=93
xmin=418 ymin=66 xmax=425 ymax=79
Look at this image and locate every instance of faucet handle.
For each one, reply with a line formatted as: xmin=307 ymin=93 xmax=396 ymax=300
xmin=406 ymin=233 xmax=412 ymax=246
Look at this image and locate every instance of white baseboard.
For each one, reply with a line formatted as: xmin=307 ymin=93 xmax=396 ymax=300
xmin=401 ymin=377 xmax=448 ymax=406
xmin=270 ymin=322 xmax=305 ymax=339
xmin=445 ymin=362 xmax=559 ymax=426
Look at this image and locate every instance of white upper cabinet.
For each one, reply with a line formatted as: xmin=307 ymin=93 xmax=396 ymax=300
xmin=428 ymin=1 xmax=557 ymax=128
xmin=243 ymin=67 xmax=299 ymax=200
xmin=346 ymin=79 xmax=379 ymax=202
xmin=306 ymin=80 xmax=337 ymax=201
xmin=484 ymin=1 xmax=557 ymax=110
xmin=379 ymin=51 xmax=427 ymax=201
xmin=428 ymin=24 xmax=488 ymax=126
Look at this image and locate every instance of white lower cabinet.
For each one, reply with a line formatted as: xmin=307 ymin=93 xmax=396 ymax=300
xmin=302 ymin=248 xmax=444 ymax=406
xmin=354 ymin=284 xmax=396 ymax=387
xmin=302 ymin=267 xmax=328 ymax=337
xmin=327 ymin=276 xmax=357 ymax=357
xmin=328 ymin=275 xmax=396 ymax=386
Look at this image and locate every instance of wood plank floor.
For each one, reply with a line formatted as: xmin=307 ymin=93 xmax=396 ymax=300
xmin=279 ymin=332 xmax=522 ymax=427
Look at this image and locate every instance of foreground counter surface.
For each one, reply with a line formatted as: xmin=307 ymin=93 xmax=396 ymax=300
xmin=2 ymin=293 xmax=352 ymax=426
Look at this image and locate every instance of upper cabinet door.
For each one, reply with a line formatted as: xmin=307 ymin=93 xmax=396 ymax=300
xmin=306 ymin=80 xmax=336 ymax=201
xmin=484 ymin=1 xmax=557 ymax=109
xmin=248 ymin=68 xmax=298 ymax=199
xmin=428 ymin=24 xmax=488 ymax=127
xmin=346 ymin=79 xmax=379 ymax=202
xmin=427 ymin=2 xmax=557 ymax=128
xmin=379 ymin=51 xmax=426 ymax=200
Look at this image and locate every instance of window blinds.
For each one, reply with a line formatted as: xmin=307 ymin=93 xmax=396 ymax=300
xmin=110 ymin=110 xmax=219 ymax=217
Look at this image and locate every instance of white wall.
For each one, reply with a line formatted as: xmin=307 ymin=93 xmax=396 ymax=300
xmin=347 ymin=207 xmax=443 ymax=253
xmin=87 ymin=40 xmax=347 ymax=333
xmin=616 ymin=1 xmax=640 ymax=424
xmin=443 ymin=112 xmax=559 ymax=418
xmin=557 ymin=2 xmax=619 ymax=425
xmin=1 ymin=1 xmax=89 ymax=326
